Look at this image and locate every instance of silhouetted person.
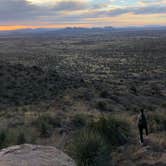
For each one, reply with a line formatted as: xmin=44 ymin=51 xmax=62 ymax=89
xmin=137 ymin=109 xmax=148 ymax=144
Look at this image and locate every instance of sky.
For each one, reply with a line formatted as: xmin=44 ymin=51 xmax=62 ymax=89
xmin=0 ymin=0 xmax=166 ymax=30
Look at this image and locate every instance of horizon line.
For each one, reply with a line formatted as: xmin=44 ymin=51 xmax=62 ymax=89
xmin=0 ymin=25 xmax=166 ymax=32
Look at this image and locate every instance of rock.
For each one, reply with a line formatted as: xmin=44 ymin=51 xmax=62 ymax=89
xmin=0 ymin=144 xmax=76 ymax=166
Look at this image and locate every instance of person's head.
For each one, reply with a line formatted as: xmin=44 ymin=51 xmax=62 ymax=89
xmin=140 ymin=109 xmax=144 ymax=114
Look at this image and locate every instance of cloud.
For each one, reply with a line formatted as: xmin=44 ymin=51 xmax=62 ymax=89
xmin=140 ymin=0 xmax=166 ymax=5
xmin=68 ymin=5 xmax=166 ymax=19
xmin=106 ymin=5 xmax=166 ymax=16
xmin=0 ymin=0 xmax=40 ymax=23
xmin=54 ymin=1 xmax=88 ymax=11
xmin=0 ymin=0 xmax=166 ymax=27
xmin=0 ymin=0 xmax=90 ymax=23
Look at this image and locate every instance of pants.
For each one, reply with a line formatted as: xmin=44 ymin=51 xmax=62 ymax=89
xmin=138 ymin=125 xmax=148 ymax=143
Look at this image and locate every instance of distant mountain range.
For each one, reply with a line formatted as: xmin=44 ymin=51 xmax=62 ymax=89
xmin=0 ymin=27 xmax=114 ymax=35
xmin=0 ymin=26 xmax=166 ymax=36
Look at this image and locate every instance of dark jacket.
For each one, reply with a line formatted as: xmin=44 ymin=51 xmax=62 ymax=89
xmin=138 ymin=113 xmax=147 ymax=128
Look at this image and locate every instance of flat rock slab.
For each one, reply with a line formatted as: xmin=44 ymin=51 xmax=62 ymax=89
xmin=0 ymin=144 xmax=76 ymax=166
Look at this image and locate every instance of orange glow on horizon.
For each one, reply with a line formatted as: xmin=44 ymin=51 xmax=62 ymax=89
xmin=0 ymin=24 xmax=90 ymax=31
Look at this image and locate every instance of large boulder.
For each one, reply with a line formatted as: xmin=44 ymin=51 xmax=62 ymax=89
xmin=0 ymin=144 xmax=76 ymax=166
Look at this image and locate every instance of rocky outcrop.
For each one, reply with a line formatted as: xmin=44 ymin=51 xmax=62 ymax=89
xmin=0 ymin=144 xmax=76 ymax=166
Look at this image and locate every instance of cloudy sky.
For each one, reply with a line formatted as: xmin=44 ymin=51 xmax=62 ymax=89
xmin=0 ymin=0 xmax=166 ymax=30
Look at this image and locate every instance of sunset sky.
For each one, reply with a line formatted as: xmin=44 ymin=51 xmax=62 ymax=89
xmin=0 ymin=0 xmax=166 ymax=30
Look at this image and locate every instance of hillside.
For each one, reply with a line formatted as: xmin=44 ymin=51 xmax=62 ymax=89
xmin=0 ymin=29 xmax=165 ymax=165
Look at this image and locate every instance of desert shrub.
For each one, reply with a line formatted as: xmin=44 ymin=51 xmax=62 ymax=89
xmin=100 ymin=90 xmax=110 ymax=98
xmin=1 ymin=129 xmax=18 ymax=148
xmin=17 ymin=132 xmax=26 ymax=145
xmin=78 ymin=88 xmax=95 ymax=101
xmin=0 ymin=130 xmax=7 ymax=148
xmin=0 ymin=129 xmax=16 ymax=148
xmin=148 ymin=112 xmax=166 ymax=133
xmin=68 ymin=116 xmax=130 ymax=166
xmin=96 ymin=100 xmax=109 ymax=112
xmin=34 ymin=114 xmax=61 ymax=137
xmin=43 ymin=115 xmax=61 ymax=128
xmin=71 ymin=114 xmax=91 ymax=129
xmin=89 ymin=116 xmax=131 ymax=146
xmin=68 ymin=129 xmax=111 ymax=166
xmin=39 ymin=120 xmax=53 ymax=137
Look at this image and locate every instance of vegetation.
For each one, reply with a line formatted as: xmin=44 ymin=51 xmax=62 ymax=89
xmin=71 ymin=113 xmax=92 ymax=129
xmin=68 ymin=129 xmax=111 ymax=166
xmin=0 ymin=29 xmax=165 ymax=165
xmin=17 ymin=132 xmax=26 ymax=145
xmin=89 ymin=116 xmax=131 ymax=147
xmin=148 ymin=112 xmax=166 ymax=133
xmin=67 ymin=116 xmax=131 ymax=165
xmin=0 ymin=130 xmax=7 ymax=149
xmin=35 ymin=114 xmax=61 ymax=128
xmin=33 ymin=114 xmax=62 ymax=137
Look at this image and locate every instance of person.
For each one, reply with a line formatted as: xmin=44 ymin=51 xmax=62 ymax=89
xmin=137 ymin=109 xmax=148 ymax=144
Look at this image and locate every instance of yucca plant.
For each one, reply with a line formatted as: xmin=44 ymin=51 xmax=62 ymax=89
xmin=68 ymin=129 xmax=111 ymax=166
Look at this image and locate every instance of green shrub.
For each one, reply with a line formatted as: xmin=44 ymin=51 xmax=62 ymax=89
xmin=34 ymin=114 xmax=61 ymax=137
xmin=89 ymin=116 xmax=130 ymax=146
xmin=68 ymin=116 xmax=130 ymax=165
xmin=0 ymin=130 xmax=7 ymax=149
xmin=17 ymin=132 xmax=26 ymax=145
xmin=68 ymin=129 xmax=111 ymax=166
xmin=39 ymin=121 xmax=53 ymax=137
xmin=2 ymin=129 xmax=18 ymax=148
xmin=35 ymin=114 xmax=61 ymax=128
xmin=71 ymin=114 xmax=90 ymax=129
xmin=0 ymin=129 xmax=29 ymax=148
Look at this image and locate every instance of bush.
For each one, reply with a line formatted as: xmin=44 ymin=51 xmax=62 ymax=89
xmin=100 ymin=90 xmax=110 ymax=98
xmin=148 ymin=112 xmax=166 ymax=133
xmin=0 ymin=130 xmax=7 ymax=149
xmin=17 ymin=132 xmax=26 ymax=145
xmin=39 ymin=121 xmax=53 ymax=138
xmin=34 ymin=114 xmax=61 ymax=137
xmin=37 ymin=114 xmax=61 ymax=128
xmin=68 ymin=116 xmax=130 ymax=166
xmin=89 ymin=116 xmax=130 ymax=146
xmin=71 ymin=114 xmax=90 ymax=129
xmin=0 ymin=129 xmax=29 ymax=148
xmin=68 ymin=129 xmax=111 ymax=166
xmin=96 ymin=100 xmax=109 ymax=112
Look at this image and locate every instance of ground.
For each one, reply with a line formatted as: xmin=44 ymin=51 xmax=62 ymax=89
xmin=0 ymin=29 xmax=165 ymax=165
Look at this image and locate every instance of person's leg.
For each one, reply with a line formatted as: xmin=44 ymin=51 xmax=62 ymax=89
xmin=139 ymin=126 xmax=144 ymax=143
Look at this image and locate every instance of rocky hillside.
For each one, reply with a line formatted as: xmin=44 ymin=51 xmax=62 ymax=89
xmin=0 ymin=144 xmax=76 ymax=166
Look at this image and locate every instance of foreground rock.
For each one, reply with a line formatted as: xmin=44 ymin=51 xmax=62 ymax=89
xmin=0 ymin=144 xmax=76 ymax=166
